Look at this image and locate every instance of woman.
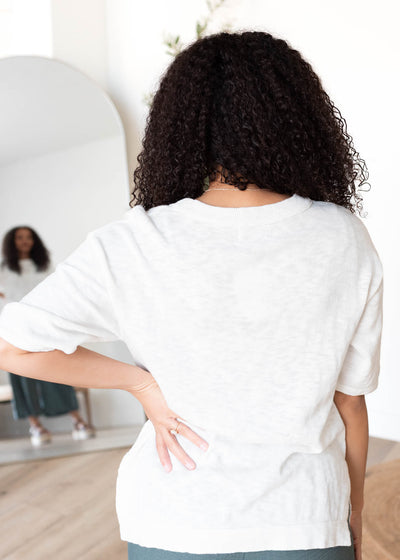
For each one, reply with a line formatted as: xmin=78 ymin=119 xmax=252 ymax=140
xmin=0 ymin=31 xmax=383 ymax=560
xmin=0 ymin=225 xmax=95 ymax=445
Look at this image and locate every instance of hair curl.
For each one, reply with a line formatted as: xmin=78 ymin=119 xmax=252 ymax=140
xmin=131 ymin=30 xmax=370 ymax=215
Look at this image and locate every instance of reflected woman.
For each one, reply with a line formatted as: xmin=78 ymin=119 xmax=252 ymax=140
xmin=0 ymin=226 xmax=95 ymax=446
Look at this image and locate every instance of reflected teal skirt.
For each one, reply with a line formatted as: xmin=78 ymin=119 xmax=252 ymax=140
xmin=127 ymin=508 xmax=355 ymax=559
xmin=8 ymin=372 xmax=79 ymax=419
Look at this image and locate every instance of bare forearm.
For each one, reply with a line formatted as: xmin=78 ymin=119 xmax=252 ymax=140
xmin=0 ymin=344 xmax=152 ymax=393
xmin=343 ymin=405 xmax=369 ymax=512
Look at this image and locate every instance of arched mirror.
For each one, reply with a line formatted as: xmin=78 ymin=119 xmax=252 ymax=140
xmin=0 ymin=56 xmax=143 ymax=463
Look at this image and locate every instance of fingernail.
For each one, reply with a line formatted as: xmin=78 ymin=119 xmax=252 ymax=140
xmin=200 ymin=443 xmax=208 ymax=451
xmin=185 ymin=461 xmax=196 ymax=470
xmin=163 ymin=463 xmax=171 ymax=472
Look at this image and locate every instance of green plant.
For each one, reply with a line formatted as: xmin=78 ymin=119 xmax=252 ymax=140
xmin=143 ymin=0 xmax=232 ymax=108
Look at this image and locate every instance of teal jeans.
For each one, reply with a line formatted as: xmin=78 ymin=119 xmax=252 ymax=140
xmin=127 ymin=509 xmax=355 ymax=559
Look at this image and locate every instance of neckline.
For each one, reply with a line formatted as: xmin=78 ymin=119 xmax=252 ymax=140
xmin=173 ymin=193 xmax=312 ymax=224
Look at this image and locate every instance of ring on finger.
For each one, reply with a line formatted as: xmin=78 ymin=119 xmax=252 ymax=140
xmin=170 ymin=419 xmax=181 ymax=435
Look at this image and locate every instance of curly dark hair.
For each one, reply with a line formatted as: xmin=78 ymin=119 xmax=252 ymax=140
xmin=130 ymin=30 xmax=370 ymax=215
xmin=1 ymin=226 xmax=51 ymax=275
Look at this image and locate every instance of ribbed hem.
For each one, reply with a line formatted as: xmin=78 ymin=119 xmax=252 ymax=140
xmin=171 ymin=193 xmax=313 ymax=225
xmin=119 ymin=517 xmax=352 ymax=554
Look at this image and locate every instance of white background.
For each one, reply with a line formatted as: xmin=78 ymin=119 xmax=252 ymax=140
xmin=0 ymin=0 xmax=398 ymax=441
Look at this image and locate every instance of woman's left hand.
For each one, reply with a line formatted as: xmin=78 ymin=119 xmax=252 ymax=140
xmin=125 ymin=368 xmax=209 ymax=472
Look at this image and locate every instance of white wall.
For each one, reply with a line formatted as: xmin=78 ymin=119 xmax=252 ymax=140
xmin=52 ymin=0 xmax=108 ymax=91
xmin=0 ymin=0 xmax=52 ymax=58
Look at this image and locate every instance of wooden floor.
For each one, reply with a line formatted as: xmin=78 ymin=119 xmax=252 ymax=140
xmin=0 ymin=447 xmax=127 ymax=560
xmin=0 ymin=436 xmax=399 ymax=560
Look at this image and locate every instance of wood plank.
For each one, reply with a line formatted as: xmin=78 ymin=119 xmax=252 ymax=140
xmin=0 ymin=448 xmax=128 ymax=560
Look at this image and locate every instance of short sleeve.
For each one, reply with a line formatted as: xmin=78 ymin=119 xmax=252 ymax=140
xmin=0 ymin=230 xmax=120 ymax=354
xmin=335 ymin=257 xmax=384 ymax=396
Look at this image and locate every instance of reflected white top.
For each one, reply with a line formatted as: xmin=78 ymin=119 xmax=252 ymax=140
xmin=0 ymin=258 xmax=55 ymax=311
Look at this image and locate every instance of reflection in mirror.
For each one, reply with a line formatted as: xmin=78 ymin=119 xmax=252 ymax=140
xmin=0 ymin=56 xmax=141 ymax=464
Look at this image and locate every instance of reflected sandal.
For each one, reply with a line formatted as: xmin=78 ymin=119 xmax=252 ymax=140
xmin=72 ymin=421 xmax=96 ymax=440
xmin=29 ymin=425 xmax=52 ymax=447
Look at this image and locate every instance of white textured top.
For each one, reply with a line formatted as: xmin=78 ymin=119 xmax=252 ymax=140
xmin=0 ymin=194 xmax=384 ymax=553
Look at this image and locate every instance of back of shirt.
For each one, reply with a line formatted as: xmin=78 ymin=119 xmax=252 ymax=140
xmin=106 ymin=194 xmax=383 ymax=448
xmin=0 ymin=193 xmax=384 ymax=553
